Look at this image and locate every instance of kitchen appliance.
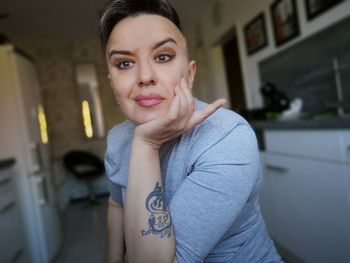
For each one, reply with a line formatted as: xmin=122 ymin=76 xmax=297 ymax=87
xmin=240 ymin=82 xmax=291 ymax=121
xmin=0 ymin=44 xmax=62 ymax=262
xmin=260 ymin=82 xmax=290 ymax=113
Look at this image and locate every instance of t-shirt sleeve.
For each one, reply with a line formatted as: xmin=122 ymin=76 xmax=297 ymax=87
xmin=169 ymin=124 xmax=260 ymax=262
xmin=108 ymin=179 xmax=123 ymax=205
xmin=104 ymin=136 xmax=124 ymax=206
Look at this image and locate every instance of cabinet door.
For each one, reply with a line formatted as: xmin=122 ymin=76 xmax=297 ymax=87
xmin=0 ymin=201 xmax=25 ymax=262
xmin=263 ymin=153 xmax=350 ymax=263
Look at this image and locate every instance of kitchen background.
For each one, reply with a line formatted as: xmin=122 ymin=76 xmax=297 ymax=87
xmin=0 ymin=0 xmax=349 ymax=262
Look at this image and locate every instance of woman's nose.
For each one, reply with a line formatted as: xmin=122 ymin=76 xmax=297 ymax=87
xmin=138 ymin=61 xmax=156 ymax=87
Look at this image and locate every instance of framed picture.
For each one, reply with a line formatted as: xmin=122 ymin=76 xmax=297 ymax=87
xmin=244 ymin=13 xmax=268 ymax=55
xmin=305 ymin=0 xmax=344 ymax=20
xmin=270 ymin=0 xmax=300 ymax=47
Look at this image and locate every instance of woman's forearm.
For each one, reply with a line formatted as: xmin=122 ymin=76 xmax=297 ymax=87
xmin=107 ymin=198 xmax=125 ymax=263
xmin=124 ymin=136 xmax=176 ymax=263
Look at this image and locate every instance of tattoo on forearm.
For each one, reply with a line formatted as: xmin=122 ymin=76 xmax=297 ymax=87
xmin=141 ymin=182 xmax=172 ymax=238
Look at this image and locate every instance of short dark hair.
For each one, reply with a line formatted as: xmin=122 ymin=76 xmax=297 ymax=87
xmin=99 ymin=0 xmax=182 ymax=54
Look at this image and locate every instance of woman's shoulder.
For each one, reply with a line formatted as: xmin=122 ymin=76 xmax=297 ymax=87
xmin=182 ymin=99 xmax=257 ymax=158
xmin=106 ymin=120 xmax=135 ymax=160
xmin=105 ymin=120 xmax=134 ymax=186
xmin=173 ymin=100 xmax=258 ymax=168
xmin=195 ymin=99 xmax=252 ymax=135
xmin=107 ymin=119 xmax=135 ymax=143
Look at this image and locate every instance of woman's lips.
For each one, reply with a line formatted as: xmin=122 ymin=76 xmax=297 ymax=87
xmin=135 ymin=94 xmax=164 ymax=107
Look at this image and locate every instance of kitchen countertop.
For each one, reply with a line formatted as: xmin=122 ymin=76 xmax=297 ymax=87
xmin=250 ymin=115 xmax=350 ymax=130
xmin=0 ymin=158 xmax=16 ymax=170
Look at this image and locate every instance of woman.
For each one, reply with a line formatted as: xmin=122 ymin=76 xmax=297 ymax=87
xmin=101 ymin=0 xmax=282 ymax=262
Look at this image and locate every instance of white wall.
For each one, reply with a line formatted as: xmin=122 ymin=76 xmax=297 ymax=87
xmin=189 ymin=0 xmax=350 ymax=109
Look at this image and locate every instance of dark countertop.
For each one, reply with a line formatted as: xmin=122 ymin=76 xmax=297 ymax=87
xmin=250 ymin=115 xmax=350 ymax=131
xmin=0 ymin=158 xmax=16 ymax=170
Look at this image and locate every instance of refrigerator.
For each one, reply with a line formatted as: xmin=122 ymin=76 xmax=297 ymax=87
xmin=0 ymin=44 xmax=62 ymax=263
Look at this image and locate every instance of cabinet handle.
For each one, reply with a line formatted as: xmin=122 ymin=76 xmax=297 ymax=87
xmin=265 ymin=164 xmax=288 ymax=174
xmin=32 ymin=176 xmax=48 ymax=205
xmin=0 ymin=200 xmax=16 ymax=215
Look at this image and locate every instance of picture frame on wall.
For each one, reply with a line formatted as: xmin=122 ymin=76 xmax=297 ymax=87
xmin=270 ymin=0 xmax=300 ymax=47
xmin=305 ymin=0 xmax=345 ymax=20
xmin=244 ymin=13 xmax=268 ymax=55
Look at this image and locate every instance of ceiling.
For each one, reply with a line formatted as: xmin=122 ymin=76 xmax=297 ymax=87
xmin=0 ymin=0 xmax=211 ymax=46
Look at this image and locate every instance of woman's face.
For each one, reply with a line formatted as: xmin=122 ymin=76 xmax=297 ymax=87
xmin=106 ymin=14 xmax=196 ymax=125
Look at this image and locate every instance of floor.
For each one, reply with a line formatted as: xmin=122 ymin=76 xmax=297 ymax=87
xmin=54 ymin=197 xmax=108 ymax=263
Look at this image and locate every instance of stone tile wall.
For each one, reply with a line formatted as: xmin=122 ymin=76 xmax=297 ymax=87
xmin=26 ymin=41 xmax=125 ymax=160
xmin=23 ymin=41 xmax=126 ymax=199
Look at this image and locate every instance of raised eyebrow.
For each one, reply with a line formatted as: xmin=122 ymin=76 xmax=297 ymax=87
xmin=109 ymin=50 xmax=131 ymax=59
xmin=109 ymin=38 xmax=177 ymax=58
xmin=153 ymin=38 xmax=177 ymax=49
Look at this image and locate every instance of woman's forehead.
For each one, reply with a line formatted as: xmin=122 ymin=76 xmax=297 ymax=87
xmin=106 ymin=14 xmax=187 ymax=52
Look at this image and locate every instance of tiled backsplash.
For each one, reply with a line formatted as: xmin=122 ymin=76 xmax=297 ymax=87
xmin=259 ymin=16 xmax=350 ymax=115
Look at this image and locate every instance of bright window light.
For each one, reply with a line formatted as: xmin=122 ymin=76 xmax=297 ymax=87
xmin=37 ymin=105 xmax=49 ymax=144
xmin=82 ymin=100 xmax=93 ymax=138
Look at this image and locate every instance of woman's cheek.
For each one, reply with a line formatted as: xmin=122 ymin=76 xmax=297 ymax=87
xmin=162 ymin=72 xmax=181 ymax=95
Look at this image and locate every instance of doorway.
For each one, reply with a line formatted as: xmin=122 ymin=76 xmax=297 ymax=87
xmin=222 ymin=33 xmax=246 ymax=112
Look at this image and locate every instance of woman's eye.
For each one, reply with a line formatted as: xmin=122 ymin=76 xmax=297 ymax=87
xmin=116 ymin=60 xmax=134 ymax=69
xmin=155 ymin=54 xmax=173 ymax=63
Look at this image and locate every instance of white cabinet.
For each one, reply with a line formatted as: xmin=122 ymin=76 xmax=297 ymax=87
xmin=264 ymin=130 xmax=350 ymax=162
xmin=0 ymin=161 xmax=27 ymax=263
xmin=260 ymin=130 xmax=350 ymax=263
xmin=0 ymin=44 xmax=62 ymax=263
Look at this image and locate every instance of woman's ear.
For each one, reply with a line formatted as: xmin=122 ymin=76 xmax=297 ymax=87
xmin=188 ymin=60 xmax=197 ymax=86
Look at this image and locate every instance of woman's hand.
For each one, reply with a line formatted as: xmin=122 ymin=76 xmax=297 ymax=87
xmin=134 ymin=78 xmax=226 ymax=150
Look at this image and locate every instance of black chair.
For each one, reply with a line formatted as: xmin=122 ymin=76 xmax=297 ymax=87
xmin=63 ymin=150 xmax=105 ymax=204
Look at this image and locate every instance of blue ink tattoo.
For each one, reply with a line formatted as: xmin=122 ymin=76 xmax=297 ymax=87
xmin=141 ymin=182 xmax=172 ymax=238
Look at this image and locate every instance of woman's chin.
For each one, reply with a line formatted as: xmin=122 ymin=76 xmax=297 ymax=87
xmin=129 ymin=108 xmax=170 ymax=125
xmin=129 ymin=114 xmax=160 ymax=125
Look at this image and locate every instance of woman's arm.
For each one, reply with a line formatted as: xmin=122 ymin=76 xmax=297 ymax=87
xmin=107 ymin=198 xmax=125 ymax=263
xmin=125 ymin=136 xmax=175 ymax=262
xmin=124 ymin=79 xmax=225 ymax=263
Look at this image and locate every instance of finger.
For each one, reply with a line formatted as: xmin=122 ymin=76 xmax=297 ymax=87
xmin=179 ymin=78 xmax=195 ymax=126
xmin=181 ymin=78 xmax=194 ymax=111
xmin=188 ymin=99 xmax=226 ymax=128
xmin=177 ymin=78 xmax=190 ymax=118
xmin=179 ymin=78 xmax=195 ymax=118
xmin=167 ymin=85 xmax=181 ymax=121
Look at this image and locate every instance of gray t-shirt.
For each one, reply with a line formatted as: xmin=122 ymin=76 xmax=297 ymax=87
xmin=105 ymin=100 xmax=282 ymax=262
